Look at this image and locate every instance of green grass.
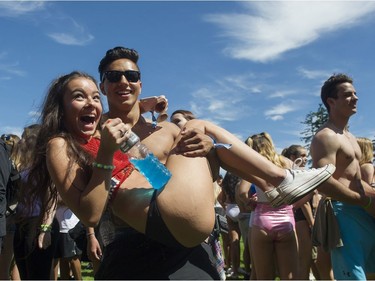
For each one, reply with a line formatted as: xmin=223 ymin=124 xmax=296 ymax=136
xmin=81 ymin=262 xmax=94 ymax=280
xmin=220 ymin=235 xmax=249 ymax=280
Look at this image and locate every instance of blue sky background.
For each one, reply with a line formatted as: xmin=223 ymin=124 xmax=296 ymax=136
xmin=1 ymin=1 xmax=375 ymax=154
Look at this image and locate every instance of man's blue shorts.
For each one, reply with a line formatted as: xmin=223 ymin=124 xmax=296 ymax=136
xmin=331 ymin=201 xmax=375 ymax=280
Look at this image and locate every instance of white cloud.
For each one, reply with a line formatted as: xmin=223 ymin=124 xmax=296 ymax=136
xmin=265 ymin=100 xmax=302 ymax=120
xmin=204 ymin=2 xmax=375 ymax=62
xmin=297 ymin=67 xmax=332 ymax=80
xmin=269 ymin=115 xmax=284 ymax=121
xmin=189 ymin=83 xmax=249 ymax=123
xmin=188 ymin=72 xmax=313 ymax=124
xmin=47 ymin=32 xmax=94 ymax=46
xmin=0 ymin=60 xmax=27 ymax=77
xmin=0 ymin=1 xmax=46 ymax=17
xmin=220 ymin=73 xmax=257 ymax=91
xmin=0 ymin=2 xmax=94 ymax=46
xmin=269 ymin=90 xmax=298 ymax=99
xmin=191 ymin=87 xmax=238 ymax=120
xmin=213 ymin=73 xmax=264 ymax=94
xmin=297 ymin=67 xmax=344 ymax=97
xmin=28 ymin=111 xmax=41 ymax=123
xmin=0 ymin=51 xmax=26 ymax=79
xmin=47 ymin=17 xmax=94 ymax=46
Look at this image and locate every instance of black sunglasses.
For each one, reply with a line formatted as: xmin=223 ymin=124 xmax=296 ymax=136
xmin=103 ymin=70 xmax=141 ymax=83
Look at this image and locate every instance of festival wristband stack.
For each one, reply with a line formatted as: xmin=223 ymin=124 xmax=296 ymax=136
xmin=92 ymin=162 xmax=115 ymax=170
xmin=40 ymin=224 xmax=52 ymax=232
xmin=209 ymin=136 xmax=232 ymax=150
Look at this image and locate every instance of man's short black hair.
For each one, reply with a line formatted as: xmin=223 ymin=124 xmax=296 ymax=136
xmin=321 ymin=73 xmax=353 ymax=112
xmin=98 ymin=46 xmax=139 ymax=82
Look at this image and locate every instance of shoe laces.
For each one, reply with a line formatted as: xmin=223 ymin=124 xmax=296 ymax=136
xmin=291 ymin=167 xmax=320 ymax=174
xmin=292 ymin=158 xmax=304 ymax=170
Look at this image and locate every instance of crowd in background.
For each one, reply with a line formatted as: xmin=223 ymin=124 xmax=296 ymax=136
xmin=0 ymin=48 xmax=374 ymax=281
xmin=2 ymin=113 xmax=373 ymax=280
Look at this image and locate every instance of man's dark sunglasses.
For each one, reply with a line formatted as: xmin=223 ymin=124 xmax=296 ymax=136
xmin=103 ymin=70 xmax=141 ymax=83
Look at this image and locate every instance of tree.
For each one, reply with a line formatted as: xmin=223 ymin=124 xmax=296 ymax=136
xmin=301 ymin=104 xmax=375 ymax=163
xmin=300 ymin=104 xmax=328 ymax=147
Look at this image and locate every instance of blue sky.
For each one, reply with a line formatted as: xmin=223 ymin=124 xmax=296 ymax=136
xmin=1 ymin=0 xmax=375 ymax=153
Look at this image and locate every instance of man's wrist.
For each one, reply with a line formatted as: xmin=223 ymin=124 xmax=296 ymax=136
xmin=40 ymin=224 xmax=52 ymax=232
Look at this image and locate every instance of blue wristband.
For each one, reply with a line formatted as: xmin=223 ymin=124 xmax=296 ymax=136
xmin=210 ymin=136 xmax=232 ymax=149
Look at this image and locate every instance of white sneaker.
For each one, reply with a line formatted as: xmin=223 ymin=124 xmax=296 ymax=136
xmin=265 ymin=164 xmax=335 ymax=207
xmin=264 ymin=188 xmax=284 ymax=207
xmin=278 ymin=164 xmax=336 ymax=205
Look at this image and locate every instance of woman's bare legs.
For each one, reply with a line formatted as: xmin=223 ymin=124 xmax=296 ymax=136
xmin=250 ymin=226 xmax=276 ymax=280
xmin=181 ymin=119 xmax=286 ymax=190
xmin=112 ymin=130 xmax=216 ymax=247
xmin=227 ymin=218 xmax=241 ymax=278
xmin=275 ymin=232 xmax=299 ymax=280
xmin=248 ymin=227 xmax=257 ymax=280
xmin=179 ymin=119 xmax=335 ymax=207
xmin=111 ymin=118 xmax=334 ymax=247
xmin=295 ymin=219 xmax=314 ymax=279
xmin=315 ymin=246 xmax=334 ymax=280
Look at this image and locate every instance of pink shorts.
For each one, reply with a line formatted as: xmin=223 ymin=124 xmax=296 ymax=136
xmin=252 ymin=203 xmax=295 ymax=240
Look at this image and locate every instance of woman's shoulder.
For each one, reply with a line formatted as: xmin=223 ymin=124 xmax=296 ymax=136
xmin=361 ymin=162 xmax=374 ymax=173
xmin=47 ymin=137 xmax=70 ymax=156
xmin=48 ymin=136 xmax=67 ymax=147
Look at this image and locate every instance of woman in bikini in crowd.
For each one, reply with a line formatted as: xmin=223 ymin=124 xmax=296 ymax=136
xmin=246 ymin=132 xmax=299 ymax=280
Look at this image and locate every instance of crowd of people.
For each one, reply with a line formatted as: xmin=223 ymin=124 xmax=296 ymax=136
xmin=0 ymin=46 xmax=374 ymax=280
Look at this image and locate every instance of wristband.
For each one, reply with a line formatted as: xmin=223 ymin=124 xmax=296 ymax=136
xmin=40 ymin=224 xmax=52 ymax=232
xmin=92 ymin=162 xmax=115 ymax=170
xmin=209 ymin=136 xmax=232 ymax=150
xmin=86 ymin=232 xmax=95 ymax=237
xmin=108 ymin=165 xmax=135 ymax=203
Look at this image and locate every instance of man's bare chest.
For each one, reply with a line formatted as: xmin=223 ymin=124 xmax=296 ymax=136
xmin=134 ymin=126 xmax=174 ymax=164
xmin=336 ymin=134 xmax=361 ymax=175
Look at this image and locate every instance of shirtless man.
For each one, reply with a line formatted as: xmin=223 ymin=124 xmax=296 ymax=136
xmin=311 ymin=73 xmax=375 ymax=280
xmin=99 ymin=49 xmax=180 ymax=164
xmin=92 ymin=46 xmax=335 ymax=279
xmin=95 ymin=46 xmax=223 ymax=279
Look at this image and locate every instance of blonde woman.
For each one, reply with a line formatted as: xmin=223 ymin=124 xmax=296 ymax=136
xmin=248 ymin=132 xmax=298 ymax=280
xmin=357 ymin=137 xmax=374 ymax=186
